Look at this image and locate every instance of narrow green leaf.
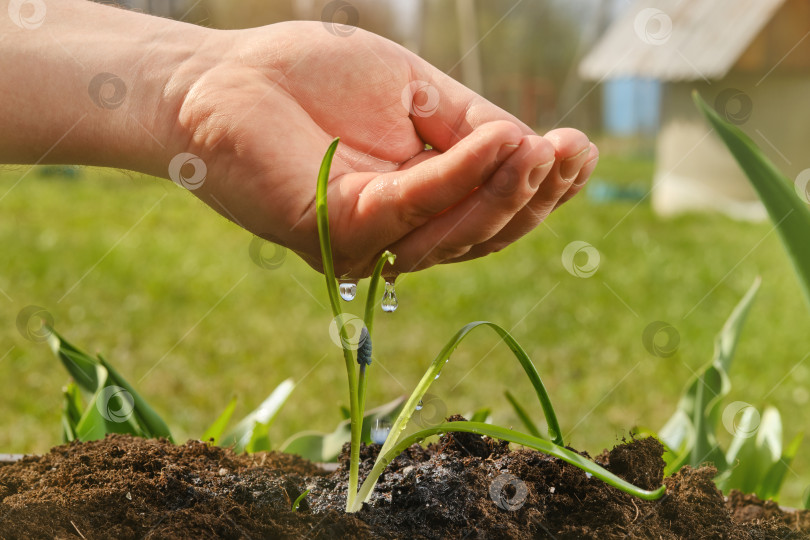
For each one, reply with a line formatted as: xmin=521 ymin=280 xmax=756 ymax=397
xmin=292 ymin=489 xmax=311 ymax=512
xmin=363 ymin=321 xmax=562 ymax=505
xmin=659 ymin=277 xmax=760 ymax=471
xmin=504 ymin=390 xmax=543 ymax=439
xmin=351 ymin=422 xmax=665 ymax=511
xmin=99 ymin=355 xmax=173 ymax=442
xmin=202 ymin=397 xmax=237 ymax=445
xmin=694 ymin=91 xmax=810 ymax=309
xmin=758 ymin=432 xmax=803 ymax=501
xmin=61 ymin=382 xmax=84 ymax=443
xmin=221 ymin=379 xmax=295 ymax=453
xmin=315 ymin=137 xmax=344 ymax=320
xmin=47 ymin=328 xmax=100 ymax=392
xmin=469 ymin=407 xmax=491 ymax=424
xmin=245 ymin=420 xmax=273 ymax=453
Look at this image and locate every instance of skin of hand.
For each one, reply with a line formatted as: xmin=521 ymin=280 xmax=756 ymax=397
xmin=0 ymin=1 xmax=598 ymax=278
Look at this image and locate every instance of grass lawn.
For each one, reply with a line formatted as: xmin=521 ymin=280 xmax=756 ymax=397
xmin=2 ymin=153 xmax=808 ymax=505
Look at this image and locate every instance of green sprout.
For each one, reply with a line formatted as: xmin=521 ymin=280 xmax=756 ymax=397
xmin=314 ymin=138 xmax=665 ymax=513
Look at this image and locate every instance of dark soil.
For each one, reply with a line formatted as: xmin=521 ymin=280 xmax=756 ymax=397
xmin=1 ymin=428 xmax=808 ymax=539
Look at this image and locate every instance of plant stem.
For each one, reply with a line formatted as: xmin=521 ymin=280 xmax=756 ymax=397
xmin=357 ymin=251 xmax=395 ymax=416
xmin=351 ymin=421 xmax=666 ymax=511
xmin=315 ymin=138 xmax=361 ymax=511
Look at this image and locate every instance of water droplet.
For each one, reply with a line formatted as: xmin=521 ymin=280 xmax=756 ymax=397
xmin=434 ymin=372 xmax=441 ymax=380
xmin=370 ymin=418 xmax=391 ymax=445
xmin=381 ymin=280 xmax=398 ymax=312
xmin=415 ymin=400 xmax=423 ymax=411
xmin=339 ymin=280 xmax=357 ymax=301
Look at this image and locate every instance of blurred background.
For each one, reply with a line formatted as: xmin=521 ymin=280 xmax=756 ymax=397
xmin=3 ymin=0 xmax=810 ymax=505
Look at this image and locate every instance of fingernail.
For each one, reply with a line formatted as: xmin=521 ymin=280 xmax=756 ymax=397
xmin=560 ymin=147 xmax=590 ymax=182
xmin=529 ymin=159 xmax=555 ymax=189
xmin=573 ymin=156 xmax=599 ymax=187
xmin=496 ymin=143 xmax=520 ymax=163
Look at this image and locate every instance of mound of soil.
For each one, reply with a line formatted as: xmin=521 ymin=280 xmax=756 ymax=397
xmin=1 ymin=428 xmax=808 ymax=539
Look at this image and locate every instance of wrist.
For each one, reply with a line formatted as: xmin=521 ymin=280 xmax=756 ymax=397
xmin=0 ymin=0 xmax=227 ymax=178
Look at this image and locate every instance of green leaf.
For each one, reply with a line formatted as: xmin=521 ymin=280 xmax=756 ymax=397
xmin=504 ymin=390 xmax=543 ymax=439
xmin=377 ymin=321 xmax=562 ymax=472
xmin=99 ymin=355 xmax=173 ymax=441
xmin=351 ymin=421 xmax=665 ymax=511
xmin=61 ymin=382 xmax=84 ymax=443
xmin=469 ymin=407 xmax=491 ymax=424
xmin=220 ymin=379 xmax=295 ymax=453
xmin=47 ymin=328 xmax=100 ymax=392
xmin=245 ymin=421 xmax=273 ymax=453
xmin=315 ymin=137 xmax=344 ymax=320
xmin=659 ymin=277 xmax=760 ymax=472
xmin=719 ymin=406 xmax=768 ymax=494
xmin=202 ymin=397 xmax=237 ymax=445
xmin=361 ymin=321 xmax=562 ymax=506
xmin=292 ymin=489 xmax=311 ymax=512
xmin=758 ymin=432 xmax=802 ymax=501
xmin=694 ymin=91 xmax=810 ymax=309
xmin=281 ymin=397 xmax=406 ymax=462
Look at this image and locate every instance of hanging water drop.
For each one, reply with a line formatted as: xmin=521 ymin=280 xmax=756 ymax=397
xmin=381 ymin=280 xmax=398 ymax=312
xmin=434 ymin=372 xmax=441 ymax=380
xmin=370 ymin=418 xmax=391 ymax=445
xmin=415 ymin=400 xmax=423 ymax=411
xmin=338 ymin=280 xmax=357 ymax=301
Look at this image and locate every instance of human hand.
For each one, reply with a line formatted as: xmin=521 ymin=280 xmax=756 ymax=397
xmin=171 ymin=21 xmax=598 ymax=277
xmin=0 ymin=4 xmax=597 ymax=278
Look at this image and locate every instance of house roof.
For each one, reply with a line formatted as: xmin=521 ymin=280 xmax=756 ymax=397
xmin=579 ymin=0 xmax=785 ymax=81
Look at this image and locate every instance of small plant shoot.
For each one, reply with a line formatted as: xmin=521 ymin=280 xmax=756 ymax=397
xmin=313 ymin=138 xmax=665 ymax=512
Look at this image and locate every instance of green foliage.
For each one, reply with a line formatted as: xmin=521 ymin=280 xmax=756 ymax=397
xmin=50 ymin=327 xmax=293 ymax=453
xmin=655 ymin=92 xmax=810 ymax=504
xmin=50 ymin=328 xmax=173 ymax=442
xmin=693 ymin=91 xmax=810 ymax=309
xmin=504 ymin=390 xmax=543 ymax=439
xmin=658 ymin=278 xmax=760 ymax=474
xmin=218 ymin=379 xmax=295 ymax=453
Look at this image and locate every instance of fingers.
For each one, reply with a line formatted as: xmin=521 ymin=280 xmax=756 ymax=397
xmin=447 ymin=135 xmax=598 ymax=263
xmin=404 ymin=56 xmax=535 ymax=151
xmin=386 ymin=134 xmax=555 ymax=272
xmin=347 ymin=120 xmax=524 ymax=253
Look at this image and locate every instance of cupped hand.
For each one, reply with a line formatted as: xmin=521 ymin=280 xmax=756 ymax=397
xmin=173 ymin=21 xmax=598 ymax=277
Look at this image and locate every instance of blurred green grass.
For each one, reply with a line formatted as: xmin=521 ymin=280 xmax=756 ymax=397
xmin=1 ymin=156 xmax=808 ymax=505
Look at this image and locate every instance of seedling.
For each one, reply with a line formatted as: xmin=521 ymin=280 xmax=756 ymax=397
xmin=313 ymin=139 xmax=665 ymax=512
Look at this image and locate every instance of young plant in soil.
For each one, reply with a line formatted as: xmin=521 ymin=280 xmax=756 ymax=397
xmin=313 ymin=138 xmax=666 ymax=512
